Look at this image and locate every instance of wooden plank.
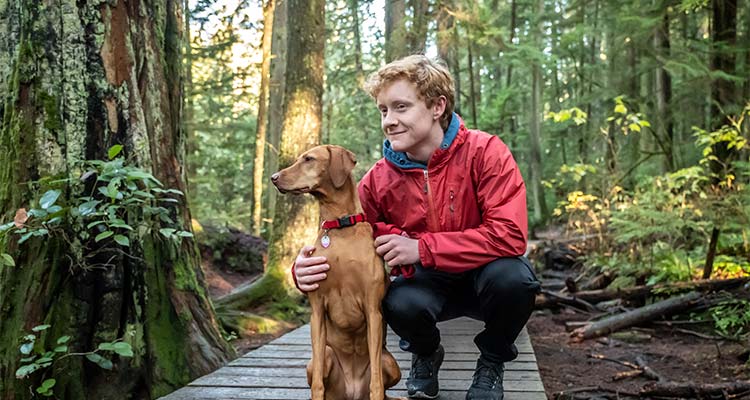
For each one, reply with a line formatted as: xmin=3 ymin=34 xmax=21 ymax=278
xmin=227 ymin=357 xmax=540 ymax=371
xmin=189 ymin=375 xmax=544 ymax=392
xmin=211 ymin=366 xmax=542 ymax=381
xmin=241 ymin=349 xmax=537 ymax=362
xmin=161 ymin=387 xmax=546 ymax=400
xmin=253 ymin=343 xmax=534 ymax=354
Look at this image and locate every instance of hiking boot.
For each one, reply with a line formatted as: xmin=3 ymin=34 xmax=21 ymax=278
xmin=466 ymin=356 xmax=504 ymax=400
xmin=406 ymin=344 xmax=444 ymax=399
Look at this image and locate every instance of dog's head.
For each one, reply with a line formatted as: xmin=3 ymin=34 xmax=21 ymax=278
xmin=271 ymin=145 xmax=357 ymax=197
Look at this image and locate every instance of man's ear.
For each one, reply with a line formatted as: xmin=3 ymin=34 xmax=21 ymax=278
xmin=329 ymin=145 xmax=357 ymax=188
xmin=433 ymin=95 xmax=447 ymax=120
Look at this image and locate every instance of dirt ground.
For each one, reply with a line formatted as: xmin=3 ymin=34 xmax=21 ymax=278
xmin=527 ymin=308 xmax=750 ymax=398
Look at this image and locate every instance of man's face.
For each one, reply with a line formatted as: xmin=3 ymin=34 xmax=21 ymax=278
xmin=376 ymin=79 xmax=445 ymax=159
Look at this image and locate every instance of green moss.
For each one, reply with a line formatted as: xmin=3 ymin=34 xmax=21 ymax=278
xmin=142 ymin=237 xmax=192 ymax=397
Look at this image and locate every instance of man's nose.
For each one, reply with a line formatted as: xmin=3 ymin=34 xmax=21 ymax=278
xmin=382 ymin=111 xmax=397 ymax=127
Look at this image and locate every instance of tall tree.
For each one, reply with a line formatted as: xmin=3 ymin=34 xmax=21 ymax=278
xmin=704 ymin=0 xmax=738 ymax=279
xmin=216 ymin=0 xmax=325 ymax=309
xmin=263 ymin=0 xmax=289 ymax=240
xmin=0 ymin=0 xmax=234 ymax=398
xmin=654 ymin=2 xmax=675 ymax=171
xmin=408 ymin=0 xmax=430 ymax=54
xmin=528 ymin=0 xmax=548 ymax=222
xmin=386 ymin=0 xmax=408 ymax=62
xmin=253 ymin=0 xmax=277 ymax=236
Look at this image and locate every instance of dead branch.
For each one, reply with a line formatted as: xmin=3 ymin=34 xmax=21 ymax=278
xmin=535 ymin=277 xmax=749 ymax=309
xmin=540 ymin=289 xmax=601 ymax=312
xmin=571 ymin=292 xmax=703 ymax=341
xmin=641 ymin=380 xmax=750 ymax=398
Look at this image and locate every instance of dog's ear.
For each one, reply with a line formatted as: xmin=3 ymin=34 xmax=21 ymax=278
xmin=329 ymin=146 xmax=357 ymax=188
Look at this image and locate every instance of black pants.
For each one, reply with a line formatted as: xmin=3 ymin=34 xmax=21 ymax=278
xmin=382 ymin=257 xmax=540 ymax=363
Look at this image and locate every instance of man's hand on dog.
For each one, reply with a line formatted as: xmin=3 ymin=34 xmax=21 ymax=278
xmin=374 ymin=234 xmax=420 ymax=266
xmin=294 ymin=246 xmax=329 ymax=292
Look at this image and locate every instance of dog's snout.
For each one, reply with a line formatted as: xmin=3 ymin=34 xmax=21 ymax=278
xmin=270 ymin=172 xmax=280 ymax=183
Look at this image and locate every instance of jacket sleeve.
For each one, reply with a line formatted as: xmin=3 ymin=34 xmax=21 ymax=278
xmin=418 ymin=137 xmax=528 ymax=273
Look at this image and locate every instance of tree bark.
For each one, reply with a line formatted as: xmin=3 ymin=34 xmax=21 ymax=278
xmin=654 ymin=3 xmax=675 ymax=172
xmin=709 ymin=0 xmax=738 ymax=178
xmin=385 ymin=0 xmax=407 ymax=62
xmin=263 ymin=0 xmax=288 ymax=241
xmin=253 ymin=0 xmax=276 ymax=237
xmin=528 ymin=0 xmax=548 ymax=222
xmin=0 ymin=1 xmax=234 ymax=398
xmin=408 ymin=0 xmax=429 ymax=54
xmin=216 ymin=0 xmax=325 ymax=311
xmin=703 ymin=226 xmax=721 ymax=279
xmin=467 ymin=31 xmax=478 ymax=128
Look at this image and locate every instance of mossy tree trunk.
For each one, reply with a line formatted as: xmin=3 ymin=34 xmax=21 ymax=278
xmin=0 ymin=1 xmax=234 ymax=399
xmin=215 ymin=0 xmax=324 ymax=313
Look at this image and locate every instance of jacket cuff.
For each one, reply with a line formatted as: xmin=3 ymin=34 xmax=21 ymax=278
xmin=418 ymin=238 xmax=435 ymax=268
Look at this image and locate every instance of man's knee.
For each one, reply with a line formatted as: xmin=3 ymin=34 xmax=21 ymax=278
xmin=382 ymin=283 xmax=438 ymax=325
xmin=474 ymin=257 xmax=540 ymax=298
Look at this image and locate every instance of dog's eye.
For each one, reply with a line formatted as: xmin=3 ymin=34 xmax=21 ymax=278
xmin=304 ymin=156 xmax=314 ymax=162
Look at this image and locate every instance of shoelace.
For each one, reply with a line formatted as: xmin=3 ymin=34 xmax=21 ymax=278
xmin=410 ymin=355 xmax=436 ymax=378
xmin=472 ymin=360 xmax=503 ymax=389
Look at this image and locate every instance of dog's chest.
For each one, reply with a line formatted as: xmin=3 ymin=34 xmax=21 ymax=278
xmin=319 ymin=289 xmax=367 ymax=333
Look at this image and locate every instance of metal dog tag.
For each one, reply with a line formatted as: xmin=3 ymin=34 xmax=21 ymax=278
xmin=321 ymin=233 xmax=331 ymax=248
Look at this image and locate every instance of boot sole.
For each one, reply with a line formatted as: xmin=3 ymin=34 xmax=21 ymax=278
xmin=408 ymin=390 xmax=440 ymax=399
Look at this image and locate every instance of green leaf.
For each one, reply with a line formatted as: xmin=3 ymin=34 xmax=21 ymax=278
xmin=20 ymin=355 xmax=36 ymax=362
xmin=36 ymin=356 xmax=53 ymax=364
xmin=158 ymin=198 xmax=179 ymax=203
xmin=95 ymin=231 xmax=114 ymax=242
xmin=18 ymin=232 xmax=33 ymax=244
xmin=56 ymin=335 xmax=70 ymax=345
xmin=32 ymin=324 xmax=51 ymax=332
xmin=176 ymin=231 xmax=194 ymax=238
xmin=86 ymin=353 xmax=113 ymax=370
xmin=78 ymin=200 xmax=101 ymax=217
xmin=614 ymin=103 xmax=627 ymax=114
xmin=108 ymin=145 xmax=124 ymax=160
xmin=1 ymin=253 xmax=15 ymax=267
xmin=87 ymin=221 xmax=105 ymax=229
xmin=113 ymin=235 xmax=129 ymax=247
xmin=159 ymin=228 xmax=176 ymax=238
xmin=20 ymin=342 xmax=34 ymax=355
xmin=112 ymin=342 xmax=134 ymax=357
xmin=53 ymin=345 xmax=68 ymax=353
xmin=40 ymin=378 xmax=56 ymax=391
xmin=28 ymin=209 xmax=48 ymax=218
xmin=46 ymin=205 xmax=63 ymax=214
xmin=39 ymin=190 xmax=61 ymax=210
xmin=133 ymin=190 xmax=155 ymax=199
xmin=15 ymin=363 xmax=39 ymax=378
xmin=97 ymin=343 xmax=116 ymax=352
xmin=126 ymin=170 xmax=155 ymax=181
xmin=0 ymin=222 xmax=15 ymax=232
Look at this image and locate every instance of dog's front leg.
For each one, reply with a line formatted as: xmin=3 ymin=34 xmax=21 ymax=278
xmin=309 ymin=296 xmax=327 ymax=400
xmin=366 ymin=303 xmax=385 ymax=400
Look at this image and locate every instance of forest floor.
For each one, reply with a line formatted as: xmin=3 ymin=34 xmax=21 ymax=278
xmin=527 ymin=308 xmax=749 ymax=398
xmin=201 ymin=242 xmax=750 ymax=398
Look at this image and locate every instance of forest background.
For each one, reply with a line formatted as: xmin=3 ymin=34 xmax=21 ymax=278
xmin=0 ymin=0 xmax=748 ymax=398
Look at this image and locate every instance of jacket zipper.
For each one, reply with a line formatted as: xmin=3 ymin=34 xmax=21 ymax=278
xmin=449 ymin=190 xmax=455 ymax=229
xmin=423 ymin=169 xmax=440 ymax=231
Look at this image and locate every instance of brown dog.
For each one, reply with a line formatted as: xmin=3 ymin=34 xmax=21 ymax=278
xmin=271 ymin=145 xmax=404 ymax=400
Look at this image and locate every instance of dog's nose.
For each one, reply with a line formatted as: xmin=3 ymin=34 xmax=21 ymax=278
xmin=270 ymin=172 xmax=280 ymax=183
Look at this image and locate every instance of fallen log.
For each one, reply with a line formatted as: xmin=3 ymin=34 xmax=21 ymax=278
xmin=535 ymin=276 xmax=749 ymax=309
xmin=640 ymin=380 xmax=750 ymax=398
xmin=571 ymin=292 xmax=702 ymax=341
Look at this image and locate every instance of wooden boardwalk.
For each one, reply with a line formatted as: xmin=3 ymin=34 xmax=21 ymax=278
xmin=161 ymin=317 xmax=546 ymax=400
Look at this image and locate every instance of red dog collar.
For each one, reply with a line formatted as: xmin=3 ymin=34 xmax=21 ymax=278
xmin=321 ymin=213 xmax=366 ymax=230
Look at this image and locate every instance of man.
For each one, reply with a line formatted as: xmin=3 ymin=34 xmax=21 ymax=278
xmin=293 ymin=55 xmax=540 ymax=400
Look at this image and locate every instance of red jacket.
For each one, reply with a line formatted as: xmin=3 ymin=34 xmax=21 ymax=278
xmin=359 ymin=114 xmax=527 ymax=274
